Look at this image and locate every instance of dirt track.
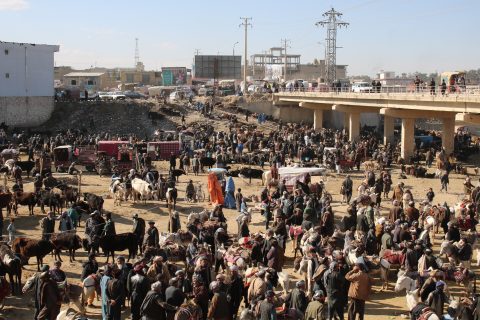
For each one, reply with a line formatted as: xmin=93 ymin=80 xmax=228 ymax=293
xmin=2 ymin=104 xmax=480 ymax=320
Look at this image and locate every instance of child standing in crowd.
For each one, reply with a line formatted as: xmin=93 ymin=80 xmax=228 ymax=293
xmin=7 ymin=218 xmax=15 ymax=244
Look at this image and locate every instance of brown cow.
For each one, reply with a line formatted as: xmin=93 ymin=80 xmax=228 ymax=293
xmin=51 ymin=232 xmax=82 ymax=262
xmin=13 ymin=191 xmax=36 ymax=216
xmin=12 ymin=238 xmax=55 ymax=271
xmin=0 ymin=191 xmax=12 ymax=217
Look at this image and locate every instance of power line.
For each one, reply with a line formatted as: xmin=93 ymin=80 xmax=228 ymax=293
xmin=315 ymin=8 xmax=349 ymax=84
xmin=239 ymin=17 xmax=252 ymax=93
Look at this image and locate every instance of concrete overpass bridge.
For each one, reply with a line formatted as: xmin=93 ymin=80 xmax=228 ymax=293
xmin=273 ymin=90 xmax=480 ymax=160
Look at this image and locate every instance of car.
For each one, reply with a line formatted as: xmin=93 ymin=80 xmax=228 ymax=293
xmin=110 ymin=92 xmax=126 ymax=100
xmin=124 ymin=91 xmax=146 ymax=99
xmin=198 ymin=86 xmax=214 ymax=96
xmin=98 ymin=92 xmax=112 ymax=100
xmin=79 ymin=90 xmax=99 ymax=100
xmin=351 ymin=82 xmax=373 ymax=93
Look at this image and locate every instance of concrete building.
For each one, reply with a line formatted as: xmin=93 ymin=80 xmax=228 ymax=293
xmin=251 ymin=47 xmax=301 ymax=79
xmin=63 ymin=72 xmax=107 ymax=92
xmin=375 ymin=70 xmax=413 ymax=86
xmin=248 ymin=46 xmax=347 ymax=82
xmin=55 ymin=62 xmax=163 ymax=90
xmin=294 ymin=63 xmax=347 ymax=82
xmin=0 ymin=41 xmax=59 ymax=126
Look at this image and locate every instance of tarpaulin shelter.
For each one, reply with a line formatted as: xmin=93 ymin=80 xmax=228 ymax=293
xmin=208 ymin=171 xmax=224 ymax=205
xmin=278 ymin=167 xmax=326 ymax=191
xmin=224 ymin=176 xmax=236 ymax=209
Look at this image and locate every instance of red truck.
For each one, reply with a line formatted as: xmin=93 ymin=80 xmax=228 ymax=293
xmin=146 ymin=141 xmax=181 ymax=160
xmin=97 ymin=141 xmax=136 ymax=172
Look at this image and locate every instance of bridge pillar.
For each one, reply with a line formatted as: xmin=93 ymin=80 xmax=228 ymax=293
xmin=442 ymin=116 xmax=455 ymax=155
xmin=383 ymin=116 xmax=395 ymax=145
xmin=401 ymin=118 xmax=415 ymax=162
xmin=349 ymin=113 xmax=360 ymax=141
xmin=343 ymin=113 xmax=349 ymax=131
xmin=313 ymin=109 xmax=323 ymax=130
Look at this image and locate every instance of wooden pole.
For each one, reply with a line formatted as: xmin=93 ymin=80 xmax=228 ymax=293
xmin=77 ymin=171 xmax=82 ymax=198
xmin=168 ymin=203 xmax=173 ymax=233
xmin=3 ymin=173 xmax=6 ymax=191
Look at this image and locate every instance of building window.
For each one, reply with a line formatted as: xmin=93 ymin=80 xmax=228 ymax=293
xmin=87 ymin=80 xmax=94 ymax=85
xmin=4 ymin=49 xmax=8 ymax=55
xmin=71 ymin=80 xmax=77 ymax=85
xmin=5 ymin=73 xmax=9 ymax=79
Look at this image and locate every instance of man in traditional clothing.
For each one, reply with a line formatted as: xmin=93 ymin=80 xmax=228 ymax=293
xmin=139 ymin=281 xmax=171 ymax=320
xmin=345 ymin=263 xmax=373 ymax=320
xmin=165 ymin=277 xmax=186 ymax=320
xmin=106 ymin=268 xmax=125 ymax=320
xmin=132 ymin=213 xmax=146 ymax=255
xmin=247 ymin=269 xmax=267 ymax=305
xmin=324 ymin=261 xmax=346 ymax=320
xmin=305 ymin=290 xmax=327 ymax=320
xmin=100 ymin=265 xmax=113 ymax=320
xmin=129 ymin=264 xmax=150 ymax=320
xmin=228 ymin=265 xmax=244 ymax=319
xmin=144 ymin=221 xmax=159 ymax=249
xmin=286 ymin=280 xmax=308 ymax=315
xmin=388 ymin=200 xmax=403 ymax=224
xmin=147 ymin=256 xmax=171 ymax=287
xmin=257 ymin=290 xmax=277 ymax=320
xmin=22 ymin=265 xmax=50 ymax=320
xmin=37 ymin=271 xmax=62 ymax=320
xmin=207 ymin=281 xmax=231 ymax=320
xmin=426 ymin=281 xmax=451 ymax=318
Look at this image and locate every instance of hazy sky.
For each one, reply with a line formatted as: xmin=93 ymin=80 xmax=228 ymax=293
xmin=0 ymin=0 xmax=477 ymax=76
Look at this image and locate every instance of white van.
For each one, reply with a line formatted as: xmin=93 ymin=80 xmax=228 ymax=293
xmin=351 ymin=82 xmax=373 ymax=93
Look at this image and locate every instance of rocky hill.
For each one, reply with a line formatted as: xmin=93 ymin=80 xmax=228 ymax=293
xmin=31 ymin=100 xmax=179 ymax=137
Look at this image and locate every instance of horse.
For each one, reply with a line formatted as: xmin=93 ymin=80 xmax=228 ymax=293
xmin=166 ymin=187 xmax=177 ymax=210
xmin=380 ymin=249 xmax=406 ymax=290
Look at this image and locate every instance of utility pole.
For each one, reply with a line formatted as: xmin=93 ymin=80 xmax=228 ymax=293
xmin=240 ymin=17 xmax=252 ymax=93
xmin=315 ymin=8 xmax=348 ymax=85
xmin=134 ymin=38 xmax=140 ymax=67
xmin=281 ymin=38 xmax=291 ymax=81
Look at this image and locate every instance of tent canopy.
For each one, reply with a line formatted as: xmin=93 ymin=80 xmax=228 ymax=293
xmin=278 ymin=167 xmax=326 ymax=176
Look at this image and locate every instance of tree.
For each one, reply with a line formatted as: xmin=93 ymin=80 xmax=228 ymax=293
xmin=313 ymin=58 xmax=320 ymax=65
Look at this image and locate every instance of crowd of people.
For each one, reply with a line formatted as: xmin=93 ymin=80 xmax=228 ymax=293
xmin=2 ymin=98 xmax=480 ymax=320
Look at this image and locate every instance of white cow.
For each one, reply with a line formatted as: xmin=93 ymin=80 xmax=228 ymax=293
xmin=131 ymin=178 xmax=153 ymax=204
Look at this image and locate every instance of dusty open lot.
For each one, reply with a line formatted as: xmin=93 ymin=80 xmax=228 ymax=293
xmin=1 ymin=104 xmax=479 ymax=320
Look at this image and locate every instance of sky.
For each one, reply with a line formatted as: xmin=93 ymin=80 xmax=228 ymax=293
xmin=0 ymin=0 xmax=478 ymax=77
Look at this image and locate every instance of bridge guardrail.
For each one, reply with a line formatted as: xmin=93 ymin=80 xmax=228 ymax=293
xmin=275 ymin=85 xmax=480 ymax=97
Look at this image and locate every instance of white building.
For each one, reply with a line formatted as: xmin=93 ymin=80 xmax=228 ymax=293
xmin=0 ymin=41 xmax=59 ymax=126
xmin=375 ymin=70 xmax=413 ymax=86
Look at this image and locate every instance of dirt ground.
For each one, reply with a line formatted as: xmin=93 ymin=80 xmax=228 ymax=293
xmin=2 ymin=104 xmax=480 ymax=320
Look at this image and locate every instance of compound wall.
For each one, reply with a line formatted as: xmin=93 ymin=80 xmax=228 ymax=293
xmin=0 ymin=96 xmax=54 ymax=127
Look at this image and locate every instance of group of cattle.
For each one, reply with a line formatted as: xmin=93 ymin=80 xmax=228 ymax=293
xmin=0 ymin=230 xmax=161 ymax=292
xmin=0 ymin=184 xmax=87 ymax=217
